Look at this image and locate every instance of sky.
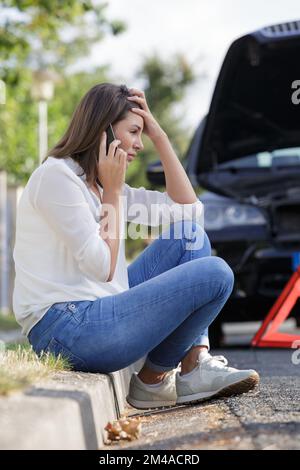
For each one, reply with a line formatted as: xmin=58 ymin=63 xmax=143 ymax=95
xmin=78 ymin=0 xmax=300 ymax=130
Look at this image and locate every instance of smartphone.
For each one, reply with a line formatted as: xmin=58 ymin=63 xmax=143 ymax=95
xmin=106 ymin=123 xmax=116 ymax=155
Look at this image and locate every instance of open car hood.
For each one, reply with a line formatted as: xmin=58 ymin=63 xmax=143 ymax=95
xmin=186 ymin=20 xmax=300 ymax=199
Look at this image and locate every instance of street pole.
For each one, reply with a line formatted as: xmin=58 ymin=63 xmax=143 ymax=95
xmin=31 ymin=69 xmax=58 ymax=167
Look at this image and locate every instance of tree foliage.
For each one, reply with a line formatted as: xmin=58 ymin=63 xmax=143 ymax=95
xmin=0 ymin=1 xmax=126 ymax=85
xmin=0 ymin=0 xmax=126 ymax=181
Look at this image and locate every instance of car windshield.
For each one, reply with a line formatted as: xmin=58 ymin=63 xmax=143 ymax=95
xmin=219 ymin=147 xmax=300 ymax=169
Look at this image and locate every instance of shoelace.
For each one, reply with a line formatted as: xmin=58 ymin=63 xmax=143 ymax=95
xmin=197 ymin=353 xmax=229 ymax=369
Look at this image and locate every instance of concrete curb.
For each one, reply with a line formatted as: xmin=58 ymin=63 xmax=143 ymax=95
xmin=0 ymin=359 xmax=144 ymax=450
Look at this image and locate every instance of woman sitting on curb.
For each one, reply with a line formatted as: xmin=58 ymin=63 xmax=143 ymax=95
xmin=13 ymin=83 xmax=259 ymax=409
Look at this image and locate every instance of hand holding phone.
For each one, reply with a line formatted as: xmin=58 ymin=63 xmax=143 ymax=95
xmin=96 ymin=124 xmax=117 ymax=187
xmin=106 ymin=124 xmax=116 ymax=155
xmin=97 ymin=126 xmax=127 ymax=193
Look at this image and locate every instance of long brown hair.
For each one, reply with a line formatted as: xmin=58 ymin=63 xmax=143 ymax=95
xmin=43 ymin=83 xmax=142 ymax=187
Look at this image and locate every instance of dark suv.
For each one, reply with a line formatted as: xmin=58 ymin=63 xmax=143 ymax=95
xmin=146 ymin=20 xmax=300 ymax=346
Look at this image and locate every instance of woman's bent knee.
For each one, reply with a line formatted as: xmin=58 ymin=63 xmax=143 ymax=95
xmin=207 ymin=256 xmax=234 ymax=291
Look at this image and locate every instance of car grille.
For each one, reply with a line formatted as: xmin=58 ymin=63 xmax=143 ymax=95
xmin=262 ymin=21 xmax=300 ymax=38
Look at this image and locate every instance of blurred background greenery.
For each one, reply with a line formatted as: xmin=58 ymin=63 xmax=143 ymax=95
xmin=0 ymin=0 xmax=201 ymax=260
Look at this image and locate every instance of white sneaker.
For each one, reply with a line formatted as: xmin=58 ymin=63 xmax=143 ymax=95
xmin=176 ymin=351 xmax=259 ymax=404
xmin=126 ymin=369 xmax=178 ymax=409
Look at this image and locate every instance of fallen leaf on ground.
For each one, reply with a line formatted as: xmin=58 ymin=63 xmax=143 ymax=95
xmin=104 ymin=417 xmax=142 ymax=444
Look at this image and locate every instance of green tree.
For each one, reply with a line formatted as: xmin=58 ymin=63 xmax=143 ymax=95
xmin=0 ymin=0 xmax=126 ymax=182
xmin=0 ymin=1 xmax=126 ymax=85
xmin=0 ymin=66 xmax=111 ymax=185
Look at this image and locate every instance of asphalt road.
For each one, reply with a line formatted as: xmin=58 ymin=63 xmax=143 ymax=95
xmin=102 ymin=348 xmax=300 ymax=450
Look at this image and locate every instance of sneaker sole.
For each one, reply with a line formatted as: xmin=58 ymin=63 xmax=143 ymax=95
xmin=126 ymin=396 xmax=177 ymax=410
xmin=176 ymin=372 xmax=259 ymax=405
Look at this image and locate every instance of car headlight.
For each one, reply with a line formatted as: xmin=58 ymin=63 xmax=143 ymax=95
xmin=203 ymin=202 xmax=266 ymax=230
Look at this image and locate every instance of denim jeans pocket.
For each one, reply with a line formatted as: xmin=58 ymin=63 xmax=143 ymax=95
xmin=28 ymin=306 xmax=66 ymax=348
xmin=66 ymin=300 xmax=92 ymax=324
xmin=46 ymin=337 xmax=88 ymax=371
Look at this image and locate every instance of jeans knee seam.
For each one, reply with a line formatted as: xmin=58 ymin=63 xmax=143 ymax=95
xmin=148 ymin=224 xmax=201 ymax=279
xmin=148 ymin=237 xmax=182 ymax=279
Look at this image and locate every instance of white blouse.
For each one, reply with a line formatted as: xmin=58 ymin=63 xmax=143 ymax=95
xmin=12 ymin=156 xmax=203 ymax=335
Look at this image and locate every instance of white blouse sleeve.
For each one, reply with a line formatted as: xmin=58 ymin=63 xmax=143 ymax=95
xmin=123 ymin=183 xmax=203 ymax=227
xmin=31 ymin=164 xmax=111 ymax=283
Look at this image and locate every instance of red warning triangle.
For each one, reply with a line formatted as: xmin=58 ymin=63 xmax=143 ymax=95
xmin=252 ymin=266 xmax=300 ymax=348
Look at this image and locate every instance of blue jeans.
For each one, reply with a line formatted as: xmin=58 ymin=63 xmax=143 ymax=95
xmin=28 ymin=221 xmax=234 ymax=373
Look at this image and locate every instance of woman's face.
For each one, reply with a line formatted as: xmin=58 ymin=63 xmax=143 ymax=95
xmin=112 ymin=112 xmax=144 ymax=167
